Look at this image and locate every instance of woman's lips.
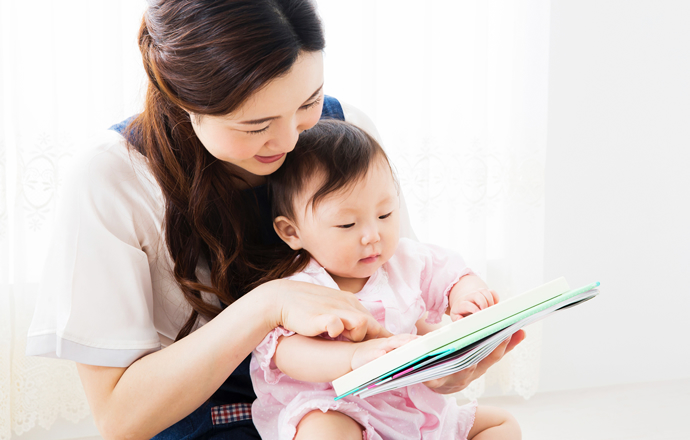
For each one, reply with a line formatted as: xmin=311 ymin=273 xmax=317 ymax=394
xmin=254 ymin=153 xmax=285 ymax=164
xmin=359 ymin=254 xmax=380 ymax=264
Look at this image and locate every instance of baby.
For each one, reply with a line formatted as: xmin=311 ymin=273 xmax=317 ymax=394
xmin=250 ymin=120 xmax=521 ymax=440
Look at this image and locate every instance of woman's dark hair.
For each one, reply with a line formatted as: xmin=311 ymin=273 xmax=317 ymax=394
xmin=126 ymin=0 xmax=325 ymax=340
xmin=253 ymin=119 xmax=394 ymax=286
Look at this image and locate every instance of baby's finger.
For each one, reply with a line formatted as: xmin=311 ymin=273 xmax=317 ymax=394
xmin=480 ymin=289 xmax=497 ymax=307
xmin=451 ymin=301 xmax=480 ymax=320
xmin=490 ymin=290 xmax=500 ymax=304
xmin=474 ymin=290 xmax=493 ymax=309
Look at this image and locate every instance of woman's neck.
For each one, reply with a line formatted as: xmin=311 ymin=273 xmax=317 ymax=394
xmin=223 ymin=162 xmax=266 ymax=188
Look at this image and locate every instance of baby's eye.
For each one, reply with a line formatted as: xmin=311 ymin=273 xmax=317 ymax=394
xmin=379 ymin=212 xmax=393 ymax=219
xmin=337 ymin=223 xmax=355 ymax=229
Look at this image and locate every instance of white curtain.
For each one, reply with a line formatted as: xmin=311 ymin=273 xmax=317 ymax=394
xmin=0 ymin=0 xmax=549 ymax=437
xmin=317 ymin=0 xmax=551 ymax=400
xmin=0 ymin=1 xmax=147 ymax=438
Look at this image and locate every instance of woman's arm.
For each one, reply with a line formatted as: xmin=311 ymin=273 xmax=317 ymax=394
xmin=274 ymin=333 xmax=417 ymax=383
xmin=78 ymin=279 xmax=390 ymax=440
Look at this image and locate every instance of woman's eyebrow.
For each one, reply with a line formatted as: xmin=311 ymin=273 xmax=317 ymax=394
xmin=238 ymin=84 xmax=324 ymax=125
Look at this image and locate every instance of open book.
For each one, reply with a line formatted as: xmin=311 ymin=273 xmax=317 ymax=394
xmin=332 ymin=278 xmax=600 ymax=399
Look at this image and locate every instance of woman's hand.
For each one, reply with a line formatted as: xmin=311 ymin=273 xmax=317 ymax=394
xmin=258 ymin=279 xmax=392 ymax=342
xmin=422 ymin=329 xmax=526 ymax=394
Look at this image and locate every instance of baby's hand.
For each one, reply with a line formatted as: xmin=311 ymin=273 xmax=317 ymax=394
xmin=448 ymin=288 xmax=499 ymax=321
xmin=351 ymin=334 xmax=418 ymax=371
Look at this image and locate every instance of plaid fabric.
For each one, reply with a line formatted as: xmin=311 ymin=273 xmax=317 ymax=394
xmin=211 ymin=402 xmax=253 ymax=425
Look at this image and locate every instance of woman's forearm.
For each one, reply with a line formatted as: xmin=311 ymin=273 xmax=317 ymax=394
xmin=274 ymin=335 xmax=356 ymax=383
xmin=79 ymin=290 xmax=275 ymax=440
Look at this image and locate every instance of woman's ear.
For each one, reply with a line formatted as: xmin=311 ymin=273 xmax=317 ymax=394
xmin=274 ymin=216 xmax=303 ymax=250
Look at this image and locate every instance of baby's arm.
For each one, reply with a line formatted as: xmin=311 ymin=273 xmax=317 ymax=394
xmin=274 ymin=334 xmax=416 ymax=383
xmin=447 ymin=274 xmax=500 ymax=321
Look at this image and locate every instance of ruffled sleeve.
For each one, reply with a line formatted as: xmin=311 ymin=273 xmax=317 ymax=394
xmin=25 ymin=132 xmax=164 ymax=367
xmin=395 ymin=238 xmax=474 ymax=324
xmin=252 ymin=326 xmax=296 ymax=385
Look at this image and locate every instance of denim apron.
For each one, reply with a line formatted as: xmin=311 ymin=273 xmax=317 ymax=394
xmin=111 ymin=96 xmax=345 ymax=439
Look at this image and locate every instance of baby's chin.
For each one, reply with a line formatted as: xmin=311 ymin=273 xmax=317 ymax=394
xmin=351 ymin=262 xmax=385 ymax=279
xmin=328 ymin=264 xmax=381 ymax=281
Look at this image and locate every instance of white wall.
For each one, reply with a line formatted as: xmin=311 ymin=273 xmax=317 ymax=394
xmin=540 ymin=0 xmax=690 ymax=392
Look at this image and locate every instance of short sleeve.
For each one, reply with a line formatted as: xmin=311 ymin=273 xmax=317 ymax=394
xmin=25 ymin=132 xmax=163 ymax=367
xmin=395 ymin=239 xmax=474 ymax=324
xmin=251 ymin=326 xmax=295 ymax=385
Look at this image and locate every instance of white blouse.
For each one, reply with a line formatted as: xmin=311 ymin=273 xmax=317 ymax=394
xmin=25 ymin=103 xmax=417 ymax=368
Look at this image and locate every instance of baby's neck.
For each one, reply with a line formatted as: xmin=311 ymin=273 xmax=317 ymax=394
xmin=329 ymin=273 xmax=369 ymax=294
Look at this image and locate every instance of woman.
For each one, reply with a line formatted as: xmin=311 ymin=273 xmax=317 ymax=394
xmin=26 ymin=1 xmax=524 ymax=439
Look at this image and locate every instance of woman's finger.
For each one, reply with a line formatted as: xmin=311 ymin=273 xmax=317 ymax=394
xmin=327 ymin=306 xmax=389 ymax=341
xmin=321 ymin=315 xmax=346 ymax=339
xmin=423 ymin=364 xmax=477 ymax=393
xmin=273 ymin=280 xmax=387 ymax=340
xmin=474 ymin=330 xmax=525 ymax=376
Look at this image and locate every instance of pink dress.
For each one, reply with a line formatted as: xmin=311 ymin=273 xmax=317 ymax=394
xmin=250 ymin=238 xmax=478 ymax=440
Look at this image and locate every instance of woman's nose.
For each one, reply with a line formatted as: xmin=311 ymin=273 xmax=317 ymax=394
xmin=269 ymin=121 xmax=300 ymax=154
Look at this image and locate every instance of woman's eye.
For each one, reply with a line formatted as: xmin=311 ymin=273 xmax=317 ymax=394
xmin=337 ymin=223 xmax=355 ymax=229
xmin=379 ymin=212 xmax=393 ymax=220
xmin=246 ymin=126 xmax=269 ymax=135
xmin=300 ymin=97 xmax=322 ymax=110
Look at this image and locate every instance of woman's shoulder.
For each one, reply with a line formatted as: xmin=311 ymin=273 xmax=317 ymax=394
xmin=339 ymin=101 xmax=383 ymax=144
xmin=70 ymin=130 xmax=157 ymax=191
xmin=66 ymin=129 xmax=163 ymax=213
xmin=60 ymin=129 xmax=165 ymax=251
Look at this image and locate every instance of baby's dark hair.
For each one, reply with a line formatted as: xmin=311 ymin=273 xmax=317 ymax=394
xmin=253 ymin=119 xmax=394 ymax=286
xmin=270 ymin=119 xmax=394 ymax=222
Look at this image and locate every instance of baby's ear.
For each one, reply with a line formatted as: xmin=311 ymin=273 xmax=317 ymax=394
xmin=274 ymin=216 xmax=303 ymax=250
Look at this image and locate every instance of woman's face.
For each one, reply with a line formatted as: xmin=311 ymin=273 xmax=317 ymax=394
xmin=189 ymin=51 xmax=324 ymax=183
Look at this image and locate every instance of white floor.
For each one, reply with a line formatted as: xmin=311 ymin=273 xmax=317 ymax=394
xmin=14 ymin=378 xmax=690 ymax=439
xmin=467 ymin=378 xmax=690 ymax=440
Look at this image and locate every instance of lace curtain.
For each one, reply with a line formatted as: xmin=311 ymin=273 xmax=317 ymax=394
xmin=0 ymin=1 xmax=147 ymax=438
xmin=317 ymin=0 xmax=550 ymax=400
xmin=0 ymin=0 xmax=549 ymax=438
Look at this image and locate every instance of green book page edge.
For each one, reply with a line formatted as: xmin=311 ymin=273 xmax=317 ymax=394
xmin=335 ymin=281 xmax=599 ymax=398
xmin=334 ymin=277 xmax=570 ymax=396
xmin=427 ymin=281 xmax=600 ymax=355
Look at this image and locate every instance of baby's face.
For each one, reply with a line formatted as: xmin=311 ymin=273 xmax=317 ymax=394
xmin=291 ymin=159 xmax=400 ymax=282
